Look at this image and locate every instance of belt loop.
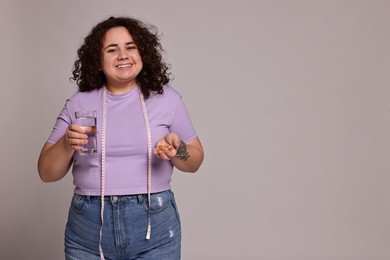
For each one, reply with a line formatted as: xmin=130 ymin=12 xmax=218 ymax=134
xmin=86 ymin=195 xmax=91 ymax=202
xmin=137 ymin=194 xmax=144 ymax=203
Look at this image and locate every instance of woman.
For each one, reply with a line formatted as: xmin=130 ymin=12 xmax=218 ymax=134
xmin=38 ymin=16 xmax=204 ymax=260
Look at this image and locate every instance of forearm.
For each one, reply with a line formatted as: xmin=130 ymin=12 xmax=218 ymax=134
xmin=170 ymin=140 xmax=204 ymax=173
xmin=37 ymin=137 xmax=74 ymax=182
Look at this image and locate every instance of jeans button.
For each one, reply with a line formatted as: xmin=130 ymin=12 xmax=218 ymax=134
xmin=112 ymin=196 xmax=118 ymax=202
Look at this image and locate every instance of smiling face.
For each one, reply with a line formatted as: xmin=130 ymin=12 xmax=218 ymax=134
xmin=101 ymin=26 xmax=143 ymax=94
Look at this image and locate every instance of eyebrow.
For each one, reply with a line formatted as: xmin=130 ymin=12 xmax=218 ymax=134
xmin=104 ymin=42 xmax=135 ymax=50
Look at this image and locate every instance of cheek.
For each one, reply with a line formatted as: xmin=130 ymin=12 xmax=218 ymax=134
xmin=136 ymin=56 xmax=143 ymax=70
xmin=100 ymin=65 xmax=109 ymax=76
xmin=101 ymin=58 xmax=113 ymax=73
xmin=138 ymin=60 xmax=143 ymax=70
xmin=134 ymin=51 xmax=143 ymax=64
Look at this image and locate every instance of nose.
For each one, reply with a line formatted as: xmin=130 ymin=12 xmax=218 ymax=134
xmin=117 ymin=49 xmax=128 ymax=60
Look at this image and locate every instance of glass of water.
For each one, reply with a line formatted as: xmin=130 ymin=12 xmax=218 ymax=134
xmin=75 ymin=110 xmax=97 ymax=155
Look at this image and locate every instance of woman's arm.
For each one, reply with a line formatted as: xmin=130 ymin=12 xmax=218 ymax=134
xmin=38 ymin=124 xmax=88 ymax=182
xmin=153 ymin=133 xmax=204 ymax=173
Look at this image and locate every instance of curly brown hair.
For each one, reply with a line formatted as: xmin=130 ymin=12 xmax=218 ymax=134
xmin=71 ymin=16 xmax=171 ymax=99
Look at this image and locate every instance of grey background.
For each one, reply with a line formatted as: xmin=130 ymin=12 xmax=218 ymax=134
xmin=1 ymin=0 xmax=389 ymax=259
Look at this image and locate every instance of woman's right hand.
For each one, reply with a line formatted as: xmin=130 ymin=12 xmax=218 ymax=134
xmin=38 ymin=124 xmax=88 ymax=182
xmin=64 ymin=124 xmax=88 ymax=152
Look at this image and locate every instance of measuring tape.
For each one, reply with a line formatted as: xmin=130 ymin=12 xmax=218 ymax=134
xmin=99 ymin=87 xmax=152 ymax=259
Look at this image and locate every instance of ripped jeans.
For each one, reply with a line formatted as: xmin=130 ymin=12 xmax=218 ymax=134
xmin=65 ymin=190 xmax=181 ymax=260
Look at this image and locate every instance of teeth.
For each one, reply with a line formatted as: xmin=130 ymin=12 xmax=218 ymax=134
xmin=117 ymin=64 xmax=132 ymax=68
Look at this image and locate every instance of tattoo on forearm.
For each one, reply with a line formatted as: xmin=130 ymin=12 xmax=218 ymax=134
xmin=175 ymin=140 xmax=190 ymax=161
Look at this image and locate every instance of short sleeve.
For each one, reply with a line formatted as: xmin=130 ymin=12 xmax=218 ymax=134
xmin=47 ymin=100 xmax=71 ymax=144
xmin=169 ymin=96 xmax=197 ymax=143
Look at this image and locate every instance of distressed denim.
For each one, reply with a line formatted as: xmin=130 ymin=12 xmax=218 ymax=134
xmin=65 ymin=190 xmax=181 ymax=260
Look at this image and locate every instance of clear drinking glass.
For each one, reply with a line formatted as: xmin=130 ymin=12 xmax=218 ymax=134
xmin=75 ymin=110 xmax=97 ymax=155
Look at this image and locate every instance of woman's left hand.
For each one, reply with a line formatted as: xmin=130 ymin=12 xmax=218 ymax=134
xmin=153 ymin=132 xmax=181 ymax=160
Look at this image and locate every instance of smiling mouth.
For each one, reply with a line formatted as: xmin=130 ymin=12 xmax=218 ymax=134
xmin=116 ymin=64 xmax=132 ymax=68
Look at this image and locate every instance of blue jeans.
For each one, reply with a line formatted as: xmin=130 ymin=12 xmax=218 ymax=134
xmin=65 ymin=190 xmax=181 ymax=260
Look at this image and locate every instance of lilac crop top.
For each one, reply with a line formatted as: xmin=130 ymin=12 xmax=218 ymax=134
xmin=47 ymin=85 xmax=197 ymax=196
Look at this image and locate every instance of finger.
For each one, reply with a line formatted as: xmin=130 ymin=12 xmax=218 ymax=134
xmin=69 ymin=137 xmax=87 ymax=146
xmin=154 ymin=149 xmax=169 ymax=160
xmin=158 ymin=151 xmax=171 ymax=160
xmin=165 ymin=133 xmax=180 ymax=146
xmin=66 ymin=129 xmax=88 ymax=151
xmin=153 ymin=148 xmax=162 ymax=157
xmin=164 ymin=148 xmax=177 ymax=158
xmin=67 ymin=127 xmax=88 ymax=140
xmin=68 ymin=124 xmax=87 ymax=134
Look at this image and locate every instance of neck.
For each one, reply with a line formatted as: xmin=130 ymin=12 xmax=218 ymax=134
xmin=106 ymin=83 xmax=137 ymax=95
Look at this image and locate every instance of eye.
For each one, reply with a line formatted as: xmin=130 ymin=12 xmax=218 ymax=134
xmin=106 ymin=48 xmax=117 ymax=53
xmin=127 ymin=45 xmax=137 ymax=50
